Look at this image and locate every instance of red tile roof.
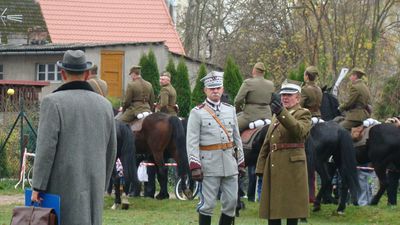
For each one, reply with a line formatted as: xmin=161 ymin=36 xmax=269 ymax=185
xmin=0 ymin=80 xmax=50 ymax=86
xmin=38 ymin=0 xmax=185 ymax=54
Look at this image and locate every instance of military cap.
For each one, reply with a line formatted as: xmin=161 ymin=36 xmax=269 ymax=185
xmin=129 ymin=65 xmax=141 ymax=74
xmin=254 ymin=62 xmax=266 ymax=72
xmin=305 ymin=66 xmax=318 ymax=76
xmin=161 ymin=71 xmax=171 ymax=78
xmin=279 ymin=79 xmax=303 ymax=94
xmin=90 ymin=64 xmax=98 ymax=74
xmin=349 ymin=67 xmax=366 ymax=76
xmin=201 ymin=71 xmax=224 ymax=88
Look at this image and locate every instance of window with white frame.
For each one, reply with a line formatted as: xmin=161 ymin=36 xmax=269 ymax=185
xmin=0 ymin=64 xmax=3 ymax=80
xmin=37 ymin=64 xmax=61 ymax=82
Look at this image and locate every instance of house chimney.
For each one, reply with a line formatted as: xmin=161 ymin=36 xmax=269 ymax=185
xmin=27 ymin=26 xmax=49 ymax=45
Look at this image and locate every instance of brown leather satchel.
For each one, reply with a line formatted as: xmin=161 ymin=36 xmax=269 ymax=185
xmin=10 ymin=206 xmax=58 ymax=225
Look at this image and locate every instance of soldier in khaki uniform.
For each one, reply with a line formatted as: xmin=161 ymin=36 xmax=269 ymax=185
xmin=234 ymin=62 xmax=275 ymax=132
xmin=256 ymin=80 xmax=311 ymax=225
xmin=156 ymin=71 xmax=177 ymax=116
xmin=119 ymin=66 xmax=155 ymax=123
xmin=339 ymin=68 xmax=372 ymax=130
xmin=87 ymin=65 xmax=108 ymax=97
xmin=187 ymin=71 xmax=245 ymax=225
xmin=301 ymin=66 xmax=322 ymax=117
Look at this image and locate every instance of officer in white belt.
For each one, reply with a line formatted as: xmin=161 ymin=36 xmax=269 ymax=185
xmin=186 ymin=71 xmax=245 ymax=225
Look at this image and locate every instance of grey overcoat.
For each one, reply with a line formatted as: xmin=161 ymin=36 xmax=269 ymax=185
xmin=32 ymin=81 xmax=117 ymax=225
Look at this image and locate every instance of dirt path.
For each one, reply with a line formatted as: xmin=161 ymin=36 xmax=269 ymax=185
xmin=0 ymin=194 xmax=24 ymax=205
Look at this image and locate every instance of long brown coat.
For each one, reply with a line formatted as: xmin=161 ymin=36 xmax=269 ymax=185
xmin=157 ymin=83 xmax=177 ymax=116
xmin=300 ymin=81 xmax=322 ymax=117
xmin=255 ymin=104 xmax=311 ymax=219
xmin=339 ymin=79 xmax=371 ymax=122
xmin=234 ymin=76 xmax=274 ymax=130
xmin=120 ymin=77 xmax=155 ymax=122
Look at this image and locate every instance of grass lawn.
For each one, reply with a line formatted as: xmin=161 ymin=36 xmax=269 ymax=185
xmin=1 ymin=193 xmax=400 ymax=225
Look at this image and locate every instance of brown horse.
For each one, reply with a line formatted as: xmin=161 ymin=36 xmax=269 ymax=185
xmin=133 ymin=112 xmax=192 ymax=199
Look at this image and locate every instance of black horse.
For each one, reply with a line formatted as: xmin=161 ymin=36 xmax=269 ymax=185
xmin=356 ymin=123 xmax=400 ymax=205
xmin=112 ymin=119 xmax=138 ymax=208
xmin=313 ymin=90 xmax=400 ymax=207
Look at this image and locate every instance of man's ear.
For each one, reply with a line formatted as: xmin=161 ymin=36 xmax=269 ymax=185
xmin=61 ymin=69 xmax=68 ymax=81
xmin=83 ymin=70 xmax=90 ymax=80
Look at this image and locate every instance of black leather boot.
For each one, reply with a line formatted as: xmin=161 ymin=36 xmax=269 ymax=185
xmin=219 ymin=213 xmax=235 ymax=225
xmin=199 ymin=213 xmax=211 ymax=225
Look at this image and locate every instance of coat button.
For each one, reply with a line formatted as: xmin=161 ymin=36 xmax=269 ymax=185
xmin=271 ymin=135 xmax=274 ymax=138
xmin=271 ymin=164 xmax=274 ymax=167
xmin=282 ymin=116 xmax=286 ymax=119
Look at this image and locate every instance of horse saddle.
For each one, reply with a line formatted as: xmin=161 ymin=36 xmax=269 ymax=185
xmin=241 ymin=126 xmax=264 ymax=150
xmin=129 ymin=119 xmax=145 ymax=132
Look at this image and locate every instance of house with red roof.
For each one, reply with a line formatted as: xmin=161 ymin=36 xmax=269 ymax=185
xmin=0 ymin=0 xmax=221 ymax=99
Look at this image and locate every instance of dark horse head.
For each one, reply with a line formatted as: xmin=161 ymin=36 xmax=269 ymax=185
xmin=320 ymin=86 xmax=341 ymax=121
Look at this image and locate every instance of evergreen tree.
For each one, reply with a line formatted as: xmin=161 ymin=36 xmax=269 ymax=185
xmin=191 ymin=63 xmax=207 ymax=107
xmin=223 ymin=56 xmax=241 ymax=104
xmin=165 ymin=57 xmax=177 ymax=83
xmin=143 ymin=50 xmax=161 ymax=96
xmin=288 ymin=62 xmax=305 ymax=83
xmin=233 ymin=63 xmax=243 ymax=86
xmin=175 ymin=58 xmax=192 ymax=117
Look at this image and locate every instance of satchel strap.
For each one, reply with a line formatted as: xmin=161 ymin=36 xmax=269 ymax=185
xmin=203 ymin=105 xmax=232 ymax=142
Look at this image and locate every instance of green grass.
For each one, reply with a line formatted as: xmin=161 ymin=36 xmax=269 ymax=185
xmin=0 ymin=179 xmax=23 ymax=195
xmin=1 ymin=194 xmax=400 ymax=225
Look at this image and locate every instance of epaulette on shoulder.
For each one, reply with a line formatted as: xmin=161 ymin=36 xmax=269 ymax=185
xmin=222 ymin=102 xmax=233 ymax=107
xmin=194 ymin=103 xmax=205 ymax=110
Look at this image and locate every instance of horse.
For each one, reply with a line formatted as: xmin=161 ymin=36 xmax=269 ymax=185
xmin=242 ymin=125 xmax=269 ymax=201
xmin=111 ymin=119 xmax=138 ymax=209
xmin=355 ymin=123 xmax=400 ymax=205
xmin=313 ymin=90 xmax=400 ymax=207
xmin=133 ymin=112 xmax=192 ymax=200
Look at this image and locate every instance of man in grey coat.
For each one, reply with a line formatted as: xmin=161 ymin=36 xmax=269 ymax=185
xmin=31 ymin=50 xmax=117 ymax=225
xmin=187 ymin=71 xmax=245 ymax=225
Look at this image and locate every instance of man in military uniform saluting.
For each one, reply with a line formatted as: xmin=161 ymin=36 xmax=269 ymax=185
xmin=234 ymin=62 xmax=275 ymax=132
xmin=301 ymin=66 xmax=322 ymax=117
xmin=256 ymin=80 xmax=311 ymax=225
xmin=187 ymin=71 xmax=245 ymax=225
xmin=155 ymin=71 xmax=177 ymax=116
xmin=119 ymin=65 xmax=155 ymax=123
xmin=338 ymin=67 xmax=372 ymax=130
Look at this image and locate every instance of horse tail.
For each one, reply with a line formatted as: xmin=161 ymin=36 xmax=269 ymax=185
xmin=305 ymin=135 xmax=315 ymax=178
xmin=338 ymin=127 xmax=360 ymax=198
xmin=169 ymin=116 xmax=189 ymax=177
xmin=117 ymin=121 xmax=138 ymax=186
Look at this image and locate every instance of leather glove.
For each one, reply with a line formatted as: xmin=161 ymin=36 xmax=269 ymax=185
xmin=270 ymin=93 xmax=283 ymax=115
xmin=238 ymin=167 xmax=246 ymax=178
xmin=191 ymin=169 xmax=203 ymax=182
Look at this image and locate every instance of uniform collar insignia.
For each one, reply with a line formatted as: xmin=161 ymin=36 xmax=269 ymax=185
xmin=206 ymin=99 xmax=221 ymax=111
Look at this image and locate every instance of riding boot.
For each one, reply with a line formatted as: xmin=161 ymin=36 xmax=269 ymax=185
xmin=219 ymin=213 xmax=235 ymax=225
xmin=199 ymin=213 xmax=211 ymax=225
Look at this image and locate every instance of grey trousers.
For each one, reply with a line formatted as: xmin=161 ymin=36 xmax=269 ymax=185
xmin=197 ymin=175 xmax=238 ymax=217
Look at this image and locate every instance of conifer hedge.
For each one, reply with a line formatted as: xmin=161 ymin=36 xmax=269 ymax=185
xmin=191 ymin=63 xmax=207 ymax=107
xmin=223 ymin=56 xmax=242 ymax=104
xmin=175 ymin=58 xmax=192 ymax=117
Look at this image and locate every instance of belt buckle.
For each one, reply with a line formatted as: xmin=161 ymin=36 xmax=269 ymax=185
xmin=271 ymin=144 xmax=277 ymax=151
